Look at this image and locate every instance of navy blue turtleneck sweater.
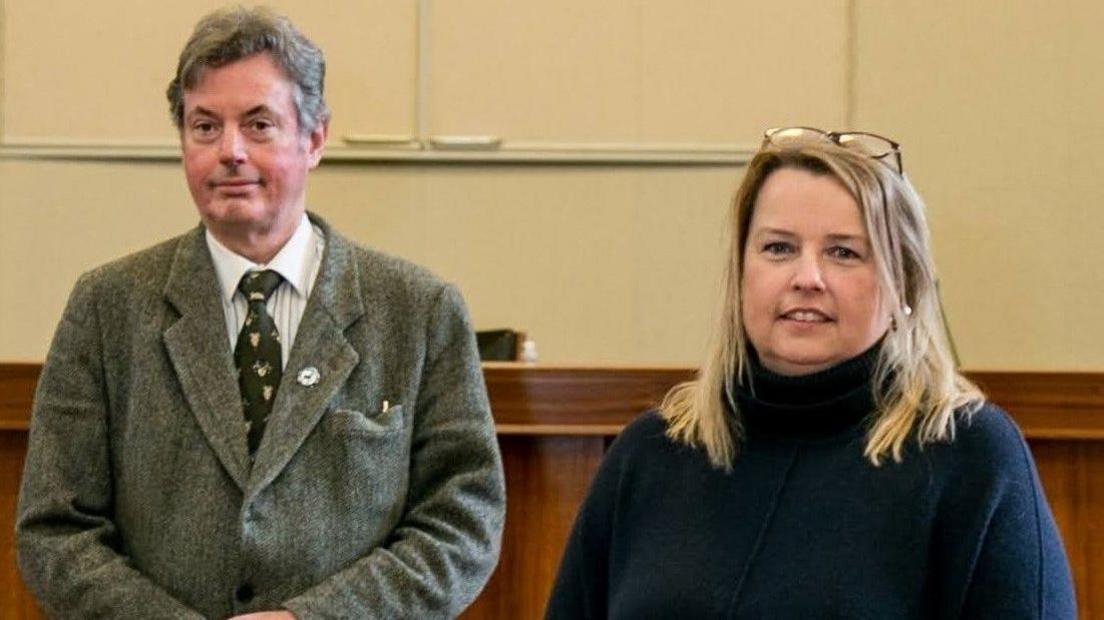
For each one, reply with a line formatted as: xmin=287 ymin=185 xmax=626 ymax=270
xmin=546 ymin=349 xmax=1076 ymax=618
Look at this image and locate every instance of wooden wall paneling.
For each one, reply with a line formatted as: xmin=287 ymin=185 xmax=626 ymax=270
xmin=0 ymin=431 xmax=44 ymax=619
xmin=1 ymin=364 xmax=46 ymax=617
xmin=1029 ymin=439 xmax=1104 ymax=618
xmin=461 ymin=436 xmax=606 ymax=620
xmin=0 ymin=363 xmax=38 ymax=430
xmin=2 ymin=364 xmax=1102 ymax=617
xmin=484 ymin=363 xmax=694 ymax=432
xmin=973 ymin=372 xmax=1104 ymax=439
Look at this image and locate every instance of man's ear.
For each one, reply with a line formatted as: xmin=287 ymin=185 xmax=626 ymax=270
xmin=306 ymin=118 xmax=329 ymax=168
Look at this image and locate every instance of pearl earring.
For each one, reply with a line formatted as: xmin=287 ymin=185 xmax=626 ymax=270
xmin=891 ymin=305 xmax=912 ymax=331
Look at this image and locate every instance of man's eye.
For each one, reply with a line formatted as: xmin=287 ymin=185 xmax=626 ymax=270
xmin=191 ymin=122 xmax=218 ymax=138
xmin=249 ymin=119 xmax=275 ymax=132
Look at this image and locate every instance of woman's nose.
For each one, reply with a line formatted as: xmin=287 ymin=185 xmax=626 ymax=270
xmin=790 ymin=253 xmax=826 ymax=291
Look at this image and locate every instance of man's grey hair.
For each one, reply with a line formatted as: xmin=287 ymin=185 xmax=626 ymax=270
xmin=167 ymin=6 xmax=330 ymax=135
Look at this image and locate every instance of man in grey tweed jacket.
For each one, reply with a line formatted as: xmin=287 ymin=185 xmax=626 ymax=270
xmin=16 ymin=7 xmax=504 ymax=619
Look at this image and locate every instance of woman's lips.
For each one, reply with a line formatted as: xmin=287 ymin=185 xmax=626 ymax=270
xmin=779 ymin=309 xmax=832 ymax=323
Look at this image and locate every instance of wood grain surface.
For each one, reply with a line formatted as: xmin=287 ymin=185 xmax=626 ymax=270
xmin=2 ymin=363 xmax=1102 ymax=618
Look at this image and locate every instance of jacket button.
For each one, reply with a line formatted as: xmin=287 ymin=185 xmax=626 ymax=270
xmin=235 ymin=583 xmax=255 ymax=603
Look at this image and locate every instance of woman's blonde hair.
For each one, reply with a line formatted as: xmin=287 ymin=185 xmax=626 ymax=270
xmin=660 ymin=136 xmax=983 ymax=470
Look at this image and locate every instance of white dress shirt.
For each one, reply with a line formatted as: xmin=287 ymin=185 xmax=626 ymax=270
xmin=206 ymin=213 xmax=325 ymax=369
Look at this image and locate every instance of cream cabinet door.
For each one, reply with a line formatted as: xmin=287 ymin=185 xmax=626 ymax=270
xmin=426 ymin=0 xmax=848 ymax=147
xmin=0 ymin=1 xmax=416 ymax=147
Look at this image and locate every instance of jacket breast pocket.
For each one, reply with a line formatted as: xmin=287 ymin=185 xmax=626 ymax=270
xmin=325 ymin=405 xmax=404 ymax=436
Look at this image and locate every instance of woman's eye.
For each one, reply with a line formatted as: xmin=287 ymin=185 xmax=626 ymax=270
xmin=763 ymin=242 xmax=794 ymax=255
xmin=829 ymin=246 xmax=861 ymax=260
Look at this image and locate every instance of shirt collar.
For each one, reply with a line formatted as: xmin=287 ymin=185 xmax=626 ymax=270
xmin=206 ymin=213 xmax=315 ymax=302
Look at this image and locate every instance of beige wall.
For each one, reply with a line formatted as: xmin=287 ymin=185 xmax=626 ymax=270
xmin=0 ymin=158 xmax=736 ymax=364
xmin=852 ymin=1 xmax=1104 ymax=370
xmin=2 ymin=1 xmax=1102 ymax=370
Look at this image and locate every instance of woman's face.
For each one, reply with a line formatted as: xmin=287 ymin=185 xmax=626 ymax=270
xmin=741 ymin=167 xmax=890 ymax=376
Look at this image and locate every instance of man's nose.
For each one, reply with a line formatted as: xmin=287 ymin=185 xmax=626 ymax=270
xmin=790 ymin=253 xmax=827 ymax=291
xmin=218 ymin=128 xmax=247 ymax=165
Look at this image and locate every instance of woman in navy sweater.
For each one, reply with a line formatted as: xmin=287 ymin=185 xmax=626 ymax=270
xmin=546 ymin=128 xmax=1076 ymax=618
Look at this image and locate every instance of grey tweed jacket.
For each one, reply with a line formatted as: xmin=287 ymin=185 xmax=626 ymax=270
xmin=17 ymin=214 xmax=505 ymax=619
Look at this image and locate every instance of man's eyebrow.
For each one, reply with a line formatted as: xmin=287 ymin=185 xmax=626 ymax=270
xmin=186 ymin=106 xmax=218 ymax=119
xmin=185 ymin=105 xmax=276 ymax=120
xmin=243 ymin=105 xmax=275 ymax=117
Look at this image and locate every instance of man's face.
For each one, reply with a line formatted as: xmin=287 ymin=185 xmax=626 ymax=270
xmin=181 ymin=53 xmax=326 ymax=246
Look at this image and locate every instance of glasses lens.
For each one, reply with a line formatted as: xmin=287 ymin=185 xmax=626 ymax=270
xmin=835 ymin=133 xmax=895 ymax=158
xmin=766 ymin=127 xmax=831 ymax=147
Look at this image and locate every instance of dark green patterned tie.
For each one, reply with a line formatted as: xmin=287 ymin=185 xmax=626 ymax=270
xmin=234 ymin=270 xmax=283 ymax=456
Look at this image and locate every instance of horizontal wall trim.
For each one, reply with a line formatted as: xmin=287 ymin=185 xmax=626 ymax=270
xmin=3 ymin=362 xmax=1101 ymax=439
xmin=0 ymin=140 xmax=755 ymax=165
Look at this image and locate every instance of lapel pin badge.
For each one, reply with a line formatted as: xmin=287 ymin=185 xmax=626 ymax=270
xmin=297 ymin=366 xmax=320 ymax=387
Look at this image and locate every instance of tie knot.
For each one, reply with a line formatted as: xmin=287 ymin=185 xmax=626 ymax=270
xmin=238 ymin=270 xmax=283 ymax=303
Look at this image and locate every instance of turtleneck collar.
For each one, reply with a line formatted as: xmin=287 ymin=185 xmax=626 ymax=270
xmin=732 ymin=343 xmax=882 ymax=440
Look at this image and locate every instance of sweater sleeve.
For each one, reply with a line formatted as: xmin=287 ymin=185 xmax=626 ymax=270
xmin=940 ymin=405 xmax=1076 ymax=619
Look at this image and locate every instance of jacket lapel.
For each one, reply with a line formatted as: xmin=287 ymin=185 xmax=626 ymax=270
xmin=162 ymin=227 xmax=251 ymax=491
xmin=246 ymin=218 xmax=365 ymax=500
